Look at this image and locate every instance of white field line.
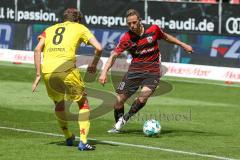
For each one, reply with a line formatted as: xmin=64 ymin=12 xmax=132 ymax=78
xmin=0 ymin=126 xmax=238 ymax=160
xmin=165 ymin=78 xmax=240 ymax=88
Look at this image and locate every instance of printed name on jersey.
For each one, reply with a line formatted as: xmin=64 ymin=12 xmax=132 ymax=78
xmin=140 ymin=47 xmax=155 ymax=55
xmin=47 ymin=47 xmax=65 ymax=52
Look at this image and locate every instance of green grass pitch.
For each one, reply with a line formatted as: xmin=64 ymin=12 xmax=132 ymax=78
xmin=0 ymin=61 xmax=239 ymax=160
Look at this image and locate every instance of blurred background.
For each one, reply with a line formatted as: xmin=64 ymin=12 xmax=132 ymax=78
xmin=0 ymin=0 xmax=239 ymax=68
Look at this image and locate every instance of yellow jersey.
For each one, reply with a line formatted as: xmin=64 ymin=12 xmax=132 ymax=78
xmin=38 ymin=21 xmax=94 ymax=73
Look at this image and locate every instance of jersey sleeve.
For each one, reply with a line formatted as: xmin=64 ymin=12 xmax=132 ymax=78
xmin=80 ymin=26 xmax=95 ymax=45
xmin=154 ymin=25 xmax=166 ymax=40
xmin=38 ymin=31 xmax=46 ymax=41
xmin=114 ymin=33 xmax=131 ymax=55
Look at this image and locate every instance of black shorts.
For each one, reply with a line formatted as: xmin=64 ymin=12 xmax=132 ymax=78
xmin=116 ymin=72 xmax=160 ymax=97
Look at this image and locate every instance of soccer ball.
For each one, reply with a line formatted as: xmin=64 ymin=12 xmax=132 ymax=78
xmin=143 ymin=119 xmax=161 ymax=137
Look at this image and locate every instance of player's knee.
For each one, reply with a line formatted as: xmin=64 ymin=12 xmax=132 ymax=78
xmin=116 ymin=95 xmax=125 ymax=104
xmin=54 ymin=100 xmax=65 ymax=112
xmin=55 ymin=106 xmax=64 ymax=112
xmin=138 ymin=97 xmax=148 ymax=104
xmin=78 ymin=98 xmax=90 ymax=110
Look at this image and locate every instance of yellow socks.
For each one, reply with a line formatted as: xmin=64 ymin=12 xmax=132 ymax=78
xmin=78 ymin=108 xmax=90 ymax=144
xmin=56 ymin=116 xmax=72 ymax=139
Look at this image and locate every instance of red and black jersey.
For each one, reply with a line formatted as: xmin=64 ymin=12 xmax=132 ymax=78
xmin=114 ymin=24 xmax=166 ymax=74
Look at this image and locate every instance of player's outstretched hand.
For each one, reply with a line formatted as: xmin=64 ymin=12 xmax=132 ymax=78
xmin=32 ymin=75 xmax=41 ymax=92
xmin=87 ymin=65 xmax=97 ymax=74
xmin=183 ymin=44 xmax=194 ymax=54
xmin=98 ymin=73 xmax=107 ymax=86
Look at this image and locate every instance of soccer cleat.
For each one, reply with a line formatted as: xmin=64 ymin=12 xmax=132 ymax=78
xmin=78 ymin=141 xmax=95 ymax=151
xmin=115 ymin=116 xmax=127 ymax=130
xmin=107 ymin=117 xmax=127 ymax=133
xmin=66 ymin=134 xmax=75 ymax=146
xmin=107 ymin=127 xmax=120 ymax=133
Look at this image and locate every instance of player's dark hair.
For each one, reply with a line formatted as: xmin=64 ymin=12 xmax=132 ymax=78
xmin=63 ymin=8 xmax=83 ymax=23
xmin=125 ymin=9 xmax=141 ymax=20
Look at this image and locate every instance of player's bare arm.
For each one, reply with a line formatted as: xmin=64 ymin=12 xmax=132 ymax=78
xmin=87 ymin=37 xmax=103 ymax=73
xmin=163 ymin=32 xmax=193 ymax=53
xmin=32 ymin=37 xmax=45 ymax=92
xmin=99 ymin=51 xmax=118 ymax=85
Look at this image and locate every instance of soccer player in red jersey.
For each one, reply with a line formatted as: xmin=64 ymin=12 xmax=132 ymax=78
xmin=99 ymin=9 xmax=193 ymax=133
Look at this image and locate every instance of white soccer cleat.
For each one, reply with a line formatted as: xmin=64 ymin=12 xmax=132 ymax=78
xmin=107 ymin=117 xmax=127 ymax=133
xmin=115 ymin=116 xmax=127 ymax=130
xmin=107 ymin=127 xmax=120 ymax=133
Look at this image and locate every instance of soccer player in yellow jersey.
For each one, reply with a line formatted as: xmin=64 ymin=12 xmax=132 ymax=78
xmin=32 ymin=8 xmax=102 ymax=151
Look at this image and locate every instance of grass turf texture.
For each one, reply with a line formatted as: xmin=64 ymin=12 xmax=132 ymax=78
xmin=0 ymin=61 xmax=239 ymax=160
